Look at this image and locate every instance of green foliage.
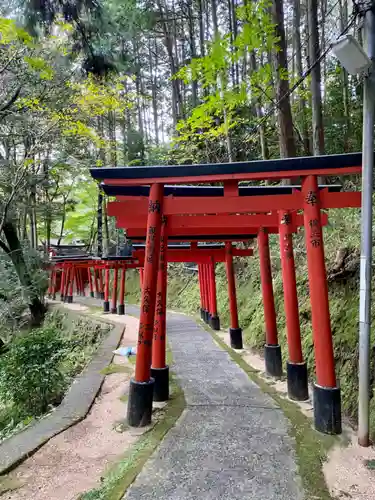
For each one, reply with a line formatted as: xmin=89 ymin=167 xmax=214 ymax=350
xmin=0 ymin=324 xmax=66 ymax=417
xmin=0 ymin=310 xmax=110 ymax=441
xmin=171 ymin=0 xmax=277 ymax=162
xmin=0 ymin=242 xmax=48 ymax=344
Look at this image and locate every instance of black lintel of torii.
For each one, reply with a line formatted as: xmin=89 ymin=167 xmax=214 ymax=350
xmin=90 ymin=151 xmax=363 ymax=181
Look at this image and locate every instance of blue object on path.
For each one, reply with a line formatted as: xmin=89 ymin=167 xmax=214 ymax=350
xmin=113 ymin=347 xmax=137 ymax=357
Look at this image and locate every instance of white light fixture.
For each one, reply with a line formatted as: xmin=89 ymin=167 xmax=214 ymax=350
xmin=331 ymin=34 xmax=372 ymax=75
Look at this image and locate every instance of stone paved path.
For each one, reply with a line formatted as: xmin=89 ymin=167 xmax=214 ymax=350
xmin=123 ymin=309 xmax=304 ymax=500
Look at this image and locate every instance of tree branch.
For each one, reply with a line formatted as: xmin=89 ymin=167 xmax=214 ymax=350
xmin=0 ymin=239 xmax=10 ymax=254
xmin=0 ymin=86 xmax=22 ymax=114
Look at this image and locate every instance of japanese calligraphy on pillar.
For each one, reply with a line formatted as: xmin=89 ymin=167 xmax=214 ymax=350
xmin=159 ymin=236 xmax=166 ymax=271
xmin=148 ymin=199 xmax=161 ymax=213
xmin=142 ymin=287 xmax=152 ymax=313
xmin=138 ymin=322 xmax=153 ymax=347
xmin=156 ymin=291 xmax=163 ymax=316
xmin=283 ymin=234 xmax=294 ymax=260
xmin=147 ymin=226 xmax=156 ymax=263
xmin=308 ymin=218 xmax=321 ymax=248
xmin=305 ymin=190 xmax=318 ymax=207
xmin=280 ymin=213 xmax=291 ymax=226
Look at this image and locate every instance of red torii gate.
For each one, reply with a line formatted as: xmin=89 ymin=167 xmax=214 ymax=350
xmin=91 ymin=152 xmax=363 ymax=435
xmin=107 ymin=186 xmax=348 ymax=387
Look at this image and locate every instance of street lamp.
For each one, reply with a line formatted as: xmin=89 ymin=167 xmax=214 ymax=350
xmin=331 ymin=18 xmax=375 ymax=447
xmin=331 ymin=34 xmax=372 ymax=75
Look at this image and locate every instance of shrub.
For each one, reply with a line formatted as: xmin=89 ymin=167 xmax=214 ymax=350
xmin=0 ymin=325 xmax=67 ymax=417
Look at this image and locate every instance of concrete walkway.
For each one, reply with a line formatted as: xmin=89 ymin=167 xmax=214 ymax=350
xmin=124 ymin=309 xmax=304 ymax=500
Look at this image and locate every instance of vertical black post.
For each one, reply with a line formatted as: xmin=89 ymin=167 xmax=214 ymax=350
xmin=97 ymin=187 xmax=103 ymax=258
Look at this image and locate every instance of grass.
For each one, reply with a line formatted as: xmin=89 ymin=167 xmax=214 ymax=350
xmin=209 ymin=328 xmax=338 ymax=500
xmin=100 ymin=364 xmax=133 ymax=375
xmin=78 ymin=374 xmax=185 ymax=500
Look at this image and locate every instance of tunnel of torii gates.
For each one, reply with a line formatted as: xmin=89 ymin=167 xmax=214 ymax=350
xmin=56 ymin=151 xmax=360 ymax=436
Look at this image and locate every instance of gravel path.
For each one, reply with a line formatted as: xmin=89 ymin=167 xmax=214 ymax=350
xmin=124 ymin=310 xmax=304 ymax=500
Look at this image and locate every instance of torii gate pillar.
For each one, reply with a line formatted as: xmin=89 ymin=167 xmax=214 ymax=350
xmin=208 ymin=257 xmax=220 ymax=331
xmin=225 ymin=243 xmax=242 ymax=349
xmin=279 ymin=210 xmax=308 ymax=401
xmin=151 ymin=216 xmax=169 ymax=401
xmin=258 ymin=229 xmax=282 ymax=377
xmin=128 ymin=184 xmax=164 ymax=427
xmin=302 ymin=175 xmax=341 ymax=434
xmin=118 ymin=268 xmax=126 ymax=315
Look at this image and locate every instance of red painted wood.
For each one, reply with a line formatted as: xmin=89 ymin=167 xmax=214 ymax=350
xmin=224 ymin=180 xmax=239 ymax=196
xmin=302 ymin=176 xmax=336 ymax=388
xmin=64 ymin=266 xmax=71 ymax=298
xmin=60 ymin=268 xmax=65 ymax=298
xmin=209 ymin=258 xmax=218 ymax=316
xmin=152 ymin=217 xmax=168 ymax=369
xmin=119 ymin=268 xmax=126 ymax=306
xmin=111 ymin=267 xmax=118 ymax=311
xmin=204 ymin=265 xmax=210 ymax=316
xmin=135 ymin=184 xmax=164 ymax=383
xmin=198 ymin=264 xmax=204 ymax=310
xmin=103 ymin=164 xmax=361 ymax=186
xmin=99 ymin=269 xmax=104 ymax=295
xmin=278 ymin=210 xmax=303 ymax=363
xmin=104 ymin=268 xmax=110 ymax=302
xmin=94 ymin=269 xmax=99 ymax=296
xmin=225 ymin=243 xmax=239 ymax=329
xmin=115 ymin=213 xmax=281 ymax=228
xmin=109 ymin=190 xmax=356 ymax=216
xmin=88 ymin=267 xmax=94 ymax=295
xmin=116 ymin=212 xmax=330 ymax=231
xmin=68 ymin=267 xmax=74 ymax=298
xmin=132 ymin=248 xmax=253 ymax=262
xmin=258 ymin=230 xmax=278 ymax=346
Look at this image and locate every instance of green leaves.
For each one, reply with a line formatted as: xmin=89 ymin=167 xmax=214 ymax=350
xmin=24 ymin=56 xmax=54 ymax=80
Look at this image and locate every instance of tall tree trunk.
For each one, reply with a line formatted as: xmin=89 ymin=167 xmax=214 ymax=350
xmin=339 ymin=0 xmax=350 ymax=151
xmin=227 ymin=0 xmax=236 ymax=86
xmin=187 ymin=0 xmax=198 ymax=108
xmin=134 ymin=38 xmax=145 ymax=158
xmin=108 ymin=110 xmax=117 ymax=167
xmin=294 ymin=0 xmax=311 ymax=155
xmin=2 ymin=221 xmax=46 ymax=325
xmin=250 ymin=51 xmax=269 ymax=159
xmin=230 ymin=0 xmax=239 ymax=85
xmin=308 ymin=0 xmax=325 ymax=156
xmin=97 ymin=116 xmax=105 ymax=257
xmin=21 ymin=205 xmax=28 ymax=241
xmin=150 ymin=38 xmax=160 ymax=145
xmin=212 ymin=0 xmax=233 ymax=161
xmin=211 ymin=0 xmax=219 ymax=33
xmin=29 ymin=159 xmax=38 ymax=250
xmin=157 ymin=0 xmax=183 ymax=129
xmin=272 ymin=0 xmax=297 ymax=159
xmin=57 ymin=202 xmax=66 ymax=246
xmin=198 ymin=0 xmax=205 ymax=57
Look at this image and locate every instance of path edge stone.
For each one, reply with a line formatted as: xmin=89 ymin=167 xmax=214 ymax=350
xmin=0 ymin=307 xmax=124 ymax=475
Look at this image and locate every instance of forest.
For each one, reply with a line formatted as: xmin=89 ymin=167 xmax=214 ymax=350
xmin=0 ymin=0 xmax=370 ymax=441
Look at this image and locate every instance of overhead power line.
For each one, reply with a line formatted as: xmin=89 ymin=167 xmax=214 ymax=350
xmin=246 ymin=12 xmax=358 ymax=143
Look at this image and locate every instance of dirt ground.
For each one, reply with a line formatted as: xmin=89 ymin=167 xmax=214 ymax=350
xmin=5 ymin=309 xmax=142 ymax=500
xmin=323 ymin=435 xmax=375 ymax=500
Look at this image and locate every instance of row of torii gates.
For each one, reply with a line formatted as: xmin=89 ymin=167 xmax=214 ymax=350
xmin=49 ymin=152 xmax=362 ymax=435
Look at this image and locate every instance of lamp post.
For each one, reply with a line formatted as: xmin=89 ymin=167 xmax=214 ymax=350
xmin=332 ymin=9 xmax=375 ymax=446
